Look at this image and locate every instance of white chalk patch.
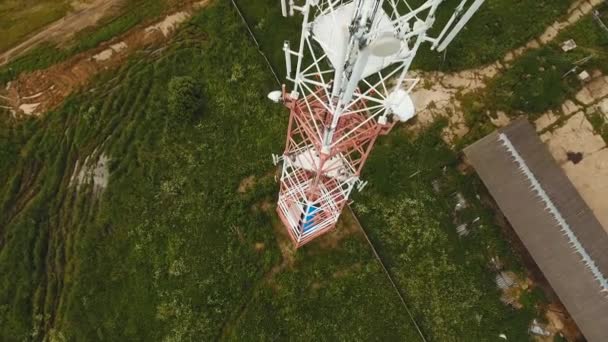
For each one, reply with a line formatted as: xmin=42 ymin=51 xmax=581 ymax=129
xmin=145 ymin=12 xmax=190 ymax=37
xmin=93 ymin=154 xmax=110 ymax=190
xmin=19 ymin=103 xmax=40 ymax=115
xmin=92 ymin=49 xmax=113 ymax=62
xmin=110 ymin=42 xmax=127 ymax=53
xmin=71 ymin=153 xmax=110 ymax=195
xmin=21 ymin=91 xmax=44 ymax=100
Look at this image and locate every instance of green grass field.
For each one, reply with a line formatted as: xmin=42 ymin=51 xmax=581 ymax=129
xmin=0 ymin=0 xmax=71 ymax=52
xmin=354 ymin=124 xmax=539 ymax=341
xmin=455 ymin=10 xmax=608 ymax=148
xmin=0 ymin=3 xmax=421 ymax=339
xmin=0 ymin=1 xmax=584 ymax=340
xmin=235 ymin=0 xmax=573 ymax=73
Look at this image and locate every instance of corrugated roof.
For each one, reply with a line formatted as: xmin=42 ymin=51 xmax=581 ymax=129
xmin=464 ymin=118 xmax=608 ymax=342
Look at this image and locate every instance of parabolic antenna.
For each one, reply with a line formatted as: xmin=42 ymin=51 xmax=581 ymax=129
xmin=267 ymin=90 xmax=282 ymax=103
xmin=273 ymin=0 xmax=486 ymax=247
xmin=370 ymin=32 xmax=401 ymax=57
xmin=387 ymin=89 xmax=415 ymax=122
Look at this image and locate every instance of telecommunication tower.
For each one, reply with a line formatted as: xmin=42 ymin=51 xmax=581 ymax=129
xmin=269 ymin=0 xmax=485 ymax=247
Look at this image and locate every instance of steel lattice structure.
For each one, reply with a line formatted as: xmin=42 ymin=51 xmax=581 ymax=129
xmin=271 ymin=0 xmax=485 ymax=247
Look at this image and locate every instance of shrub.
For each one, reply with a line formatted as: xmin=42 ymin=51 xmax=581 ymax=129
xmin=167 ymin=76 xmax=204 ymax=121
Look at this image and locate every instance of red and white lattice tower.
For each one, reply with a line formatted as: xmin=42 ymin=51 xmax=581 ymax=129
xmin=270 ymin=0 xmax=485 ymax=247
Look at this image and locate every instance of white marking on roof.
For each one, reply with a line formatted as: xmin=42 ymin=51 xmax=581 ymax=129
xmin=498 ymin=133 xmax=608 ymax=295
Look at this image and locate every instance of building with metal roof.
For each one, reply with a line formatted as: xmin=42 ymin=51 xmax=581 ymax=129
xmin=464 ymin=118 xmax=608 ymax=342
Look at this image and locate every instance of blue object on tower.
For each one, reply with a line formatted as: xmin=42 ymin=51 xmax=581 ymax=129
xmin=302 ymin=205 xmax=319 ymax=233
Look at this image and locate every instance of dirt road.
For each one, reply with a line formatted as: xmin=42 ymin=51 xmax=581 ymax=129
xmin=0 ymin=0 xmax=209 ymax=116
xmin=0 ymin=0 xmax=125 ymax=65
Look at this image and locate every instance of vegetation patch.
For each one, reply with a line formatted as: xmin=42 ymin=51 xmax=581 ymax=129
xmin=235 ymin=0 xmax=573 ymax=73
xmin=452 ymin=13 xmax=608 ymax=147
xmin=354 ymin=123 xmax=545 ymax=341
xmin=0 ymin=0 xmax=167 ymax=85
xmin=0 ymin=0 xmax=71 ymax=52
xmin=0 ymin=3 xmax=424 ymax=340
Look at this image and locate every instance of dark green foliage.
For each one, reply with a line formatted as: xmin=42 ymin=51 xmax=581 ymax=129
xmin=167 ymin=76 xmax=204 ymax=121
xmin=454 ymin=12 xmax=608 ymax=136
xmin=588 ymin=110 xmax=608 ymax=143
xmin=555 ymin=15 xmax=608 ymax=74
xmin=501 ymin=13 xmax=608 ymax=117
xmin=227 ymin=233 xmax=421 ymax=341
xmin=519 ymin=288 xmax=546 ymax=315
xmin=414 ymin=0 xmax=572 ymax=71
xmin=488 ymin=48 xmax=573 ymax=115
xmin=236 ymin=0 xmax=572 ymax=73
xmin=0 ymin=44 xmax=67 ymax=85
xmin=71 ymin=0 xmax=165 ymax=53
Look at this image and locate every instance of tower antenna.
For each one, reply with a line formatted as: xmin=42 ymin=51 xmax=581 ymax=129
xmin=271 ymin=0 xmax=485 ymax=247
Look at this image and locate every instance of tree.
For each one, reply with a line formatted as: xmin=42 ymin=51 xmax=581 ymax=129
xmin=167 ymin=76 xmax=203 ymax=121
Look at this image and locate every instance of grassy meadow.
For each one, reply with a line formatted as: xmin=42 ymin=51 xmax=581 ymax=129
xmin=0 ymin=0 xmax=594 ymax=341
xmin=0 ymin=2 xmax=420 ymax=340
xmin=235 ymin=0 xmax=574 ymax=73
xmin=0 ymin=0 xmax=71 ymax=52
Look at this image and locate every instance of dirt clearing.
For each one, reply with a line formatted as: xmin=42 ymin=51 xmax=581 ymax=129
xmin=1 ymin=0 xmax=211 ymax=117
xmin=0 ymin=0 xmax=125 ymax=65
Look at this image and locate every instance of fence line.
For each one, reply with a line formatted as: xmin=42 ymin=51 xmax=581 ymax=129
xmin=346 ymin=205 xmax=428 ymax=342
xmin=229 ymin=0 xmax=282 ymax=86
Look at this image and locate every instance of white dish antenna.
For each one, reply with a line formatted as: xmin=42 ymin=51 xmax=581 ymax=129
xmin=312 ymin=2 xmax=406 ymax=78
xmin=370 ymin=32 xmax=401 ymax=57
xmin=387 ymin=89 xmax=415 ymax=122
xmin=267 ymin=90 xmax=283 ymax=103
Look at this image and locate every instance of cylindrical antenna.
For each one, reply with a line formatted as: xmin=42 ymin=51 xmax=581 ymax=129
xmin=281 ymin=0 xmax=288 ymax=17
xmin=432 ymin=0 xmax=468 ymax=50
xmin=283 ymin=41 xmax=292 ymax=78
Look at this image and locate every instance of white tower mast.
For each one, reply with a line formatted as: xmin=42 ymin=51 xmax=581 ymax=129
xmin=272 ymin=0 xmax=485 ymax=247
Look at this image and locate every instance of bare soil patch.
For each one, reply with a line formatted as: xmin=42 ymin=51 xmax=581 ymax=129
xmin=238 ymin=175 xmax=256 ymax=193
xmin=316 ymin=206 xmax=360 ymax=249
xmin=1 ymin=0 xmax=211 ymax=117
xmin=0 ymin=0 xmax=126 ymax=65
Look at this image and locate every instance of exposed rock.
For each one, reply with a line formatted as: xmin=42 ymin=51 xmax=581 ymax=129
xmin=535 ymin=111 xmax=560 ymax=132
xmin=542 ymin=112 xmax=608 ymax=231
xmin=567 ymin=9 xmax=584 ymax=25
xmin=540 ymin=26 xmax=559 ymax=44
xmin=18 ymin=103 xmax=40 ymax=115
xmin=562 ymin=149 xmax=608 ymax=233
xmin=145 ymin=12 xmax=190 ymax=38
xmin=579 ymin=1 xmax=593 ymax=14
xmin=586 ymin=76 xmax=608 ymax=99
xmin=71 ymin=153 xmax=110 ymax=196
xmin=526 ymin=39 xmax=541 ymax=49
xmin=543 ymin=112 xmax=605 ymax=164
xmin=561 ymin=99 xmax=580 ymax=116
xmin=575 ymin=87 xmax=594 ymax=105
